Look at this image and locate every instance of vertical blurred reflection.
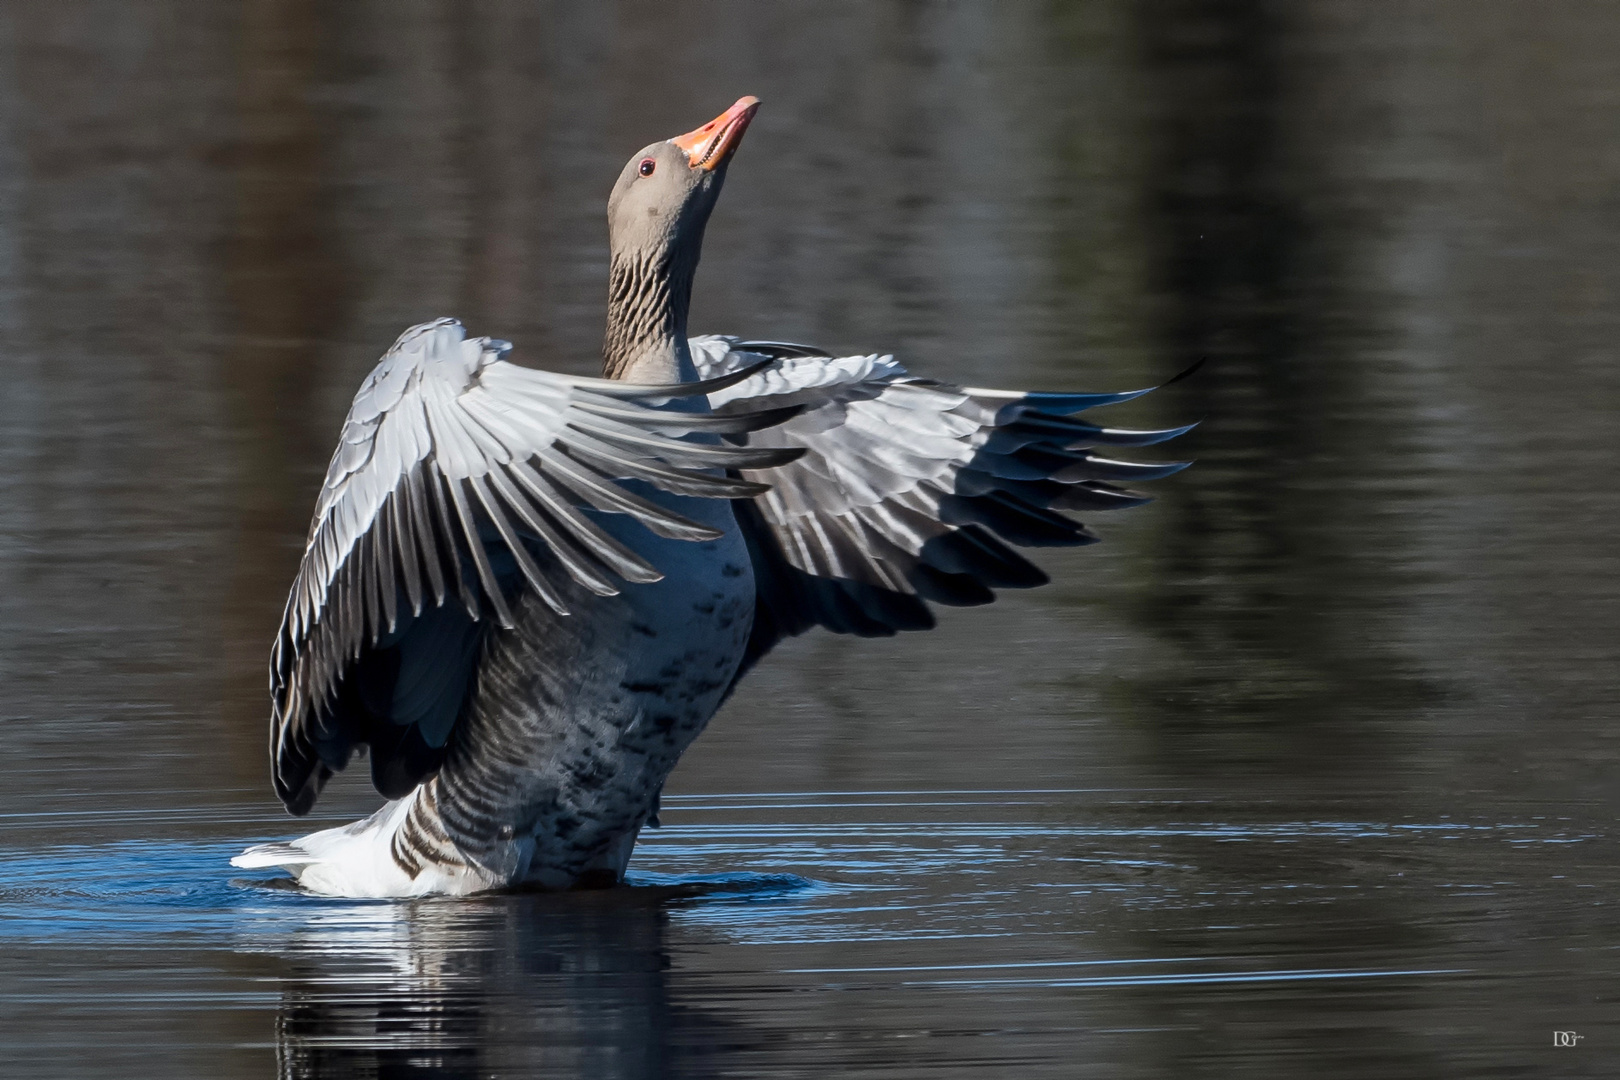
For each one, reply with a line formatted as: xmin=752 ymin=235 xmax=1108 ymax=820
xmin=269 ymin=891 xmax=747 ymax=1080
xmin=1123 ymin=0 xmax=1434 ymax=769
xmin=219 ymin=0 xmax=348 ymax=776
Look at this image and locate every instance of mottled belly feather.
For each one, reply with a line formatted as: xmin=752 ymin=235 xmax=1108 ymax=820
xmin=391 ymin=503 xmax=754 ymax=889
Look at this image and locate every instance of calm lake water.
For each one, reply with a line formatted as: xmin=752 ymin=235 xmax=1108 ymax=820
xmin=1 ymin=2 xmax=1616 ymax=1077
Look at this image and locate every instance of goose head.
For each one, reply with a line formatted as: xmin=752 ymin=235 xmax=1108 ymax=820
xmin=603 ymin=96 xmax=760 ymax=380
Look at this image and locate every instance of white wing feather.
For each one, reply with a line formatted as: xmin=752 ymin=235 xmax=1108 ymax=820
xmin=270 ymin=319 xmax=800 ymax=811
xmin=689 ymin=333 xmax=1192 ymax=643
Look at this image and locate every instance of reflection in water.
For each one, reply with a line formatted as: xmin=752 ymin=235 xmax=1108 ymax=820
xmin=1123 ymin=1 xmax=1438 ymax=763
xmin=2 ymin=795 xmax=1600 ymax=1079
xmin=269 ymin=891 xmax=700 ymax=1079
xmin=263 ymin=872 xmax=818 ymax=1078
xmin=0 ymin=2 xmax=1617 ymax=1078
xmin=221 ymin=0 xmax=348 ymax=780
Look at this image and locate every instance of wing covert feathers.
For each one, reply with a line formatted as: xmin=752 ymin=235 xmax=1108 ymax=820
xmin=270 ymin=320 xmax=801 ymax=813
xmin=686 ymin=334 xmax=1192 ymax=667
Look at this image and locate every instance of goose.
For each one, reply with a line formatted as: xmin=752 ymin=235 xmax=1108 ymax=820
xmin=233 ymin=97 xmax=1192 ymax=897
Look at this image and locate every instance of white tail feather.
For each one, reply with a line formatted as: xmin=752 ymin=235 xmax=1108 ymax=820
xmin=230 ymin=795 xmax=498 ymax=898
xmin=230 ymin=842 xmax=314 ymax=871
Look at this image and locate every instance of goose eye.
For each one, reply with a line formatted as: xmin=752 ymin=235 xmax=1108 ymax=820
xmin=638 ymin=158 xmax=656 ymax=177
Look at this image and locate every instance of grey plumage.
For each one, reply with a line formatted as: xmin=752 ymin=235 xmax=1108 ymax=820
xmin=269 ymin=318 xmax=802 ymax=816
xmin=688 ymin=336 xmax=1191 ymax=668
xmin=241 ymin=96 xmax=1192 ymax=898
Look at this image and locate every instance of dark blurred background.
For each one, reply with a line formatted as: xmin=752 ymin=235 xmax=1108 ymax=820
xmin=0 ymin=2 xmax=1616 ymax=1077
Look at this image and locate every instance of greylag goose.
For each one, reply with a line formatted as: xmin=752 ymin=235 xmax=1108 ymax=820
xmin=233 ymin=97 xmax=1191 ymax=897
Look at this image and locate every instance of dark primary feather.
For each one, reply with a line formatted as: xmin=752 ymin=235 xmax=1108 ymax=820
xmin=269 ymin=320 xmax=805 ymax=816
xmin=688 ymin=335 xmax=1193 ymax=686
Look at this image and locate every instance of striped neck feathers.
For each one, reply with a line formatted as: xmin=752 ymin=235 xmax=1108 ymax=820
xmin=602 ymin=246 xmax=699 ymax=382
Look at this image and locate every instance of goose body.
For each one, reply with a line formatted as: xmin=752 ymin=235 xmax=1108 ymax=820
xmin=238 ymin=476 xmax=751 ymax=898
xmin=234 ymin=99 xmax=1191 ymax=897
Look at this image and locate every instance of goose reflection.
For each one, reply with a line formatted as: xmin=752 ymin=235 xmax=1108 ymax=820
xmin=264 ymin=883 xmax=757 ymax=1079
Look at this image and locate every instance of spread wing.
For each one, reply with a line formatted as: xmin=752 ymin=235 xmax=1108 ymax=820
xmin=689 ymin=335 xmax=1193 ymax=681
xmin=271 ymin=319 xmax=801 ymax=814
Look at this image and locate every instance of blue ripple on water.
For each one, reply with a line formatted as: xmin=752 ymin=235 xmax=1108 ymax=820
xmin=0 ymin=837 xmax=824 ymax=945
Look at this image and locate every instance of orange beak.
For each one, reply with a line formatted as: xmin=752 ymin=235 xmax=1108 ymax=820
xmin=668 ymin=96 xmax=761 ymax=171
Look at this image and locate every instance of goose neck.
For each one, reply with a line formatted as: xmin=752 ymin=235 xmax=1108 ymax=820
xmin=602 ymin=247 xmax=698 ymax=382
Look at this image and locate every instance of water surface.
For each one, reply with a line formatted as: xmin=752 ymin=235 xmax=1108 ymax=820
xmin=1 ymin=2 xmax=1616 ymax=1077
